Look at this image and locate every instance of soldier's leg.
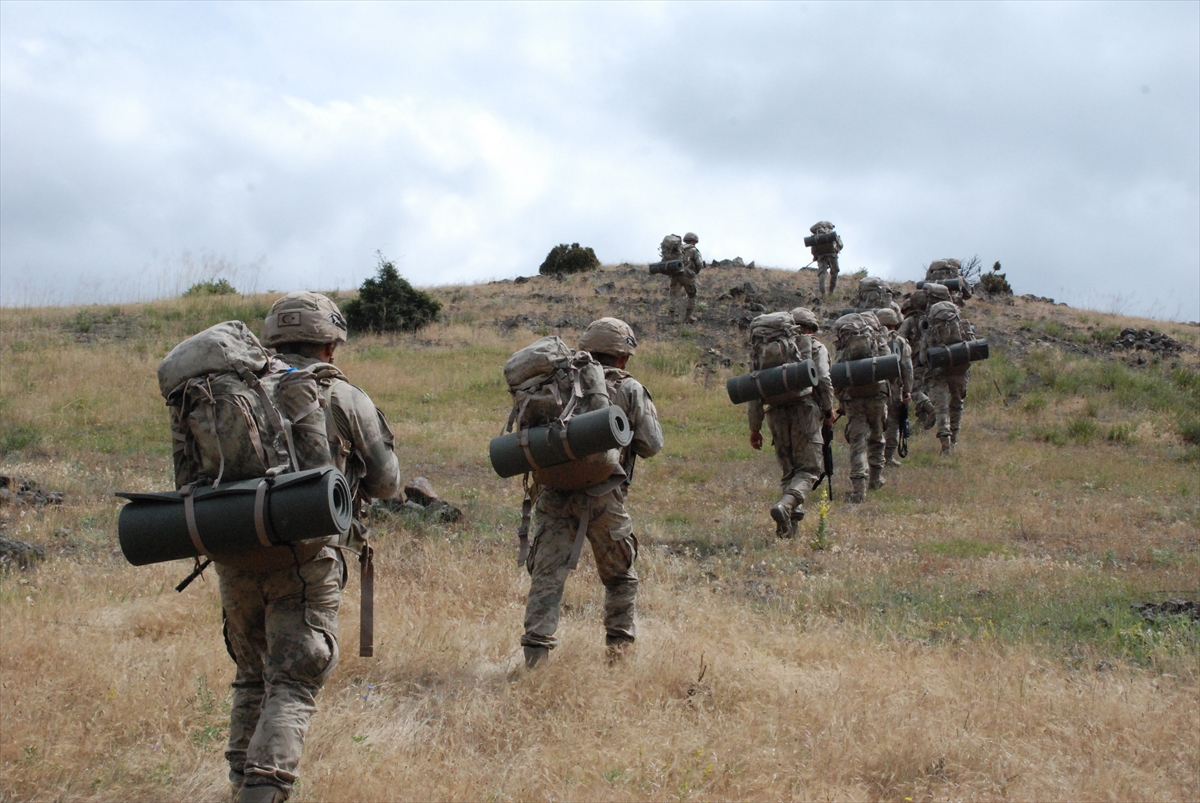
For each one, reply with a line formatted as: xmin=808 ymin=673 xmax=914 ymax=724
xmin=884 ymin=397 xmax=903 ymax=466
xmin=949 ymin=373 xmax=967 ymax=444
xmin=218 ymin=567 xmax=268 ymax=794
xmin=521 ymin=490 xmax=578 ymax=656
xmin=767 ymin=407 xmax=808 ymax=536
xmin=684 ymin=275 xmax=698 ymax=323
xmin=588 ymin=490 xmax=638 ymax=653
xmin=829 ymin=257 xmax=839 ymax=294
xmin=843 ymin=404 xmax=869 ymax=502
xmin=240 ymin=548 xmax=343 ymax=801
xmin=667 ymin=277 xmax=680 ymax=318
xmin=927 ymin=377 xmax=953 ymax=453
xmin=817 ymin=262 xmax=828 ymax=296
xmin=867 ymin=397 xmax=888 ymax=489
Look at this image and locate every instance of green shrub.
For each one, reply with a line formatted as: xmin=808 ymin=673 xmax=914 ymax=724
xmin=979 ymin=271 xmax=1012 ymax=295
xmin=183 ymin=278 xmax=237 ymax=297
xmin=343 ymin=253 xmax=441 ymax=334
xmin=1107 ymin=423 xmax=1136 ymax=445
xmin=1067 ymin=417 xmax=1098 ymax=444
xmin=0 ymin=422 xmax=42 ymax=455
xmin=1178 ymin=416 xmax=1200 ymax=446
xmin=538 ymin=243 xmax=600 ymax=276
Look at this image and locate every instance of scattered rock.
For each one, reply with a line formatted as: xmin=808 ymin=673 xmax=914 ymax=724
xmin=1132 ymin=599 xmax=1200 ymax=623
xmin=594 ymin=281 xmax=617 ymax=295
xmin=0 ymin=476 xmax=65 ymax=507
xmin=513 ymin=276 xmax=530 ymax=284
xmin=745 ymin=303 xmax=766 ymax=312
xmin=1107 ymin=327 xmax=1188 ymax=356
xmin=404 ymin=477 xmax=439 ymax=506
xmin=0 ymin=536 xmax=44 ymax=570
xmin=498 ymin=314 xmax=538 ymax=329
xmin=710 ymin=257 xmax=752 ymax=269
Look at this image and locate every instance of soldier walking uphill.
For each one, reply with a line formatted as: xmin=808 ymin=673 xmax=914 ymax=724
xmin=217 ymin=293 xmax=400 ymax=803
xmin=919 ymin=296 xmax=975 ymax=455
xmin=521 ymin=318 xmax=663 ymax=667
xmin=809 ymin=221 xmax=843 ymax=297
xmin=832 ymin=312 xmax=889 ymax=502
xmin=875 ymin=308 xmax=913 ymax=467
xmin=670 ymin=232 xmax=703 ymax=323
xmin=747 ymin=308 xmax=835 ymax=537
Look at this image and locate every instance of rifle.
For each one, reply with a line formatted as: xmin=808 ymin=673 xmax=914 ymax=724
xmin=813 ymin=412 xmax=841 ymax=501
xmin=897 ymin=400 xmax=911 ymax=458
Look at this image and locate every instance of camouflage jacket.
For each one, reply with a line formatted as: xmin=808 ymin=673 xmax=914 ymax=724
xmin=602 ymin=367 xmax=664 ymax=490
xmin=682 ymin=245 xmax=704 ymax=275
xmin=886 ymin=331 xmax=914 ymax=397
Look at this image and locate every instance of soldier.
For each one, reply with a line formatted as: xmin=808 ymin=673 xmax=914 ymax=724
xmin=809 ymin=221 xmax=843 ymax=297
xmin=521 ymin=318 xmax=663 ymax=667
xmin=673 ymin=232 xmax=703 ymax=323
xmin=222 ymin=292 xmax=401 ymax=803
xmin=920 ymin=298 xmax=975 ymax=455
xmin=875 ymin=308 xmax=913 ymax=467
xmin=832 ymin=312 xmax=888 ymax=502
xmin=851 ymin=277 xmax=893 ymax=311
xmin=926 ymin=258 xmax=973 ymax=305
xmin=901 ymin=289 xmax=936 ymax=429
xmin=747 ymin=308 xmax=835 ymax=537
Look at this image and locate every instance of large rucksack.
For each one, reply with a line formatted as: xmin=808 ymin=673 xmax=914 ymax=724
xmin=660 ymin=234 xmax=683 ymax=261
xmin=833 ymin=313 xmax=880 ymax=361
xmin=854 ymin=277 xmax=892 ymax=310
xmin=923 ymin=301 xmax=967 ymax=348
xmin=160 ymin=321 xmax=343 ymax=491
xmin=926 ymin=259 xmax=961 ymax=282
xmin=750 ymin=312 xmax=806 ymax=370
xmin=502 ymin=336 xmax=621 ymax=491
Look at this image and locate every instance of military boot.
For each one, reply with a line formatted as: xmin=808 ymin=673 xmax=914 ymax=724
xmin=523 ymin=645 xmax=549 ymax=669
xmin=238 ymin=783 xmax=288 ymax=803
xmin=868 ymin=465 xmax=886 ymax=490
xmin=847 ymin=477 xmax=866 ymax=503
xmin=885 ymin=446 xmax=902 ymax=467
xmin=939 ymin=435 xmax=954 ymax=456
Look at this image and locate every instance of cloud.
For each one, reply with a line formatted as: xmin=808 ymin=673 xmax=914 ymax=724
xmin=1 ymin=1 xmax=1197 ymax=319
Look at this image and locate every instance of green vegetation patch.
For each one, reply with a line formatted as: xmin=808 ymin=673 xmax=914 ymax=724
xmin=914 ymin=538 xmax=1018 ymax=559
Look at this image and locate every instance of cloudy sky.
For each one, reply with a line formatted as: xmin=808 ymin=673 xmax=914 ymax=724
xmin=2 ymin=1 xmax=1197 ymax=319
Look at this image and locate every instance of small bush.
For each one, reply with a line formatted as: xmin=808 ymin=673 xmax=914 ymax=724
xmin=539 ymin=243 xmax=600 ymax=276
xmin=1 ymin=422 xmax=42 ymax=455
xmin=1067 ymin=417 xmax=1097 ymax=444
xmin=183 ymin=278 xmax=237 ymax=297
xmin=1107 ymin=423 xmax=1136 ymax=445
xmin=1178 ymin=417 xmax=1200 ymax=446
xmin=343 ymin=253 xmax=442 ymax=334
xmin=979 ymin=271 xmax=1012 ymax=295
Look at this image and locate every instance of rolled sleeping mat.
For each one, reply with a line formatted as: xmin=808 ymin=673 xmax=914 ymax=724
xmin=117 ymin=467 xmax=352 ymax=567
xmin=649 ymin=259 xmax=684 ymax=276
xmin=926 ymin=339 xmax=989 ymax=369
xmin=830 ymin=354 xmax=901 ymax=389
xmin=726 ymin=360 xmax=818 ymax=405
xmin=803 ymin=231 xmax=839 ymax=248
xmin=916 ymin=278 xmax=966 ymax=292
xmin=490 ymin=406 xmax=632 ymax=479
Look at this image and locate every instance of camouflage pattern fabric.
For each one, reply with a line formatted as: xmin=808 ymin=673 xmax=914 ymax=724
xmin=668 ymin=270 xmax=698 ymax=321
xmin=219 ymin=547 xmax=343 ymax=798
xmin=521 ymin=487 xmax=638 ymax=649
xmin=682 ymin=243 xmax=704 ymax=275
xmin=843 ymin=396 xmax=887 ymax=481
xmin=219 ymin=354 xmax=400 ymax=799
xmin=521 ymin=371 xmax=662 ymax=652
xmin=927 ymin=371 xmax=967 ymax=443
xmin=816 ymin=254 xmax=840 ymax=295
xmin=764 ymin=398 xmax=825 ymax=519
xmin=884 ymin=331 xmax=914 ymax=454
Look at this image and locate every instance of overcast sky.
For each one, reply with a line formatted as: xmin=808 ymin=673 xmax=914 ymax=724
xmin=2 ymin=1 xmax=1198 ymax=319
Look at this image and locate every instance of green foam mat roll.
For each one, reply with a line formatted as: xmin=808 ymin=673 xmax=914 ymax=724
xmin=830 ymin=354 xmax=901 ymax=389
xmin=926 ymin=339 xmax=989 ymax=369
xmin=117 ymin=467 xmax=352 ymax=566
xmin=726 ymin=360 xmax=818 ymax=405
xmin=490 ymin=406 xmax=632 ymax=479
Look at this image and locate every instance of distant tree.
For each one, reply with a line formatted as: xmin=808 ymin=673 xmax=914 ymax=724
xmin=959 ymin=255 xmax=984 ymax=285
xmin=343 ymin=252 xmax=441 ymax=334
xmin=183 ymin=278 xmax=238 ymax=297
xmin=539 ymin=243 xmax=600 ymax=276
xmin=979 ymin=261 xmax=1013 ymax=295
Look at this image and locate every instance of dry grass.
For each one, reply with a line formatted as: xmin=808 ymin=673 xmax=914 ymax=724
xmin=2 ymin=271 xmax=1198 ymax=802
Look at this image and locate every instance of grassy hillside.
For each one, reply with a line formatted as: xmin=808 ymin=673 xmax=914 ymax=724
xmin=1 ymin=264 xmax=1197 ymax=802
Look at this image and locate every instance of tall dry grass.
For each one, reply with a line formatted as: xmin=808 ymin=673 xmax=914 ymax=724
xmin=1 ymin=274 xmax=1198 ymax=802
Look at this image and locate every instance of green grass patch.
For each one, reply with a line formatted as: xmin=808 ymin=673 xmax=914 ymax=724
xmin=914 ymin=539 xmax=1018 ymax=559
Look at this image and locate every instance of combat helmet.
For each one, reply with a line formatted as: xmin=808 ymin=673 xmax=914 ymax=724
xmin=790 ymin=307 xmax=821 ymax=331
xmin=261 ymin=291 xmax=348 ymax=348
xmin=579 ymin=317 xmax=638 ymax=358
xmin=683 ymin=232 xmax=699 ymax=244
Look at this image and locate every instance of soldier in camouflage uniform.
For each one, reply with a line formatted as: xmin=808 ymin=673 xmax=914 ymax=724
xmin=875 ymin=308 xmax=913 ymax=468
xmin=521 ymin=318 xmax=663 ymax=667
xmin=809 ymin=221 xmax=843 ymax=297
xmin=900 ymin=290 xmax=936 ymax=430
xmin=672 ymin=232 xmax=703 ymax=323
xmin=832 ymin=313 xmax=888 ymax=502
xmin=919 ymin=296 xmax=975 ymax=456
xmin=747 ymin=307 xmax=835 ymax=537
xmin=220 ymin=292 xmax=401 ymax=803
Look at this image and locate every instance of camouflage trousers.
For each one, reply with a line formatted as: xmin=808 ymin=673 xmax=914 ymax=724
xmin=218 ymin=547 xmax=344 ymax=797
xmin=927 ymin=368 xmax=968 ymax=441
xmin=765 ymin=397 xmax=824 ymax=516
xmin=668 ymin=271 xmax=697 ymax=320
xmin=817 ymin=255 xmax=839 ymax=295
xmin=522 ymin=487 xmax=638 ymax=650
xmin=842 ymin=395 xmax=887 ymax=480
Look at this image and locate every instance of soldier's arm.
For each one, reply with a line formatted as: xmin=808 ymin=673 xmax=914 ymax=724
xmin=748 ymin=399 xmax=765 ymax=434
xmin=331 ymin=383 xmax=401 ymax=500
xmin=623 ymin=378 xmax=664 ymax=459
xmin=900 ymin=339 xmax=914 ymax=396
xmin=814 ymin=343 xmax=836 ymax=414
